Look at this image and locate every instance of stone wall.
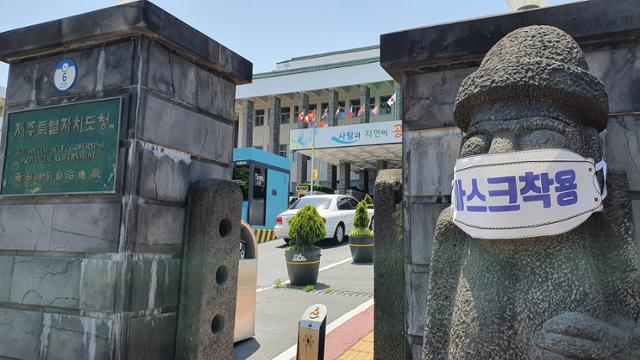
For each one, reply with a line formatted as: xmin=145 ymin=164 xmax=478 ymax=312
xmin=0 ymin=2 xmax=251 ymax=358
xmin=380 ymin=1 xmax=640 ymax=358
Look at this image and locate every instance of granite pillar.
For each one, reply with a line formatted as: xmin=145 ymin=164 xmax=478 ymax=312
xmin=0 ymin=2 xmax=252 ymax=359
xmin=360 ymin=86 xmax=371 ymax=123
xmin=297 ymin=93 xmax=310 ymax=184
xmin=359 ymin=170 xmax=369 ymax=194
xmin=380 ymin=0 xmax=640 ymax=358
xmin=339 ymin=161 xmax=351 ymax=194
xmin=267 ymin=96 xmax=281 ymax=154
xmin=377 ymin=160 xmax=389 ymax=170
xmin=243 ymin=99 xmax=254 ymax=148
xmin=327 ymin=90 xmax=339 ymax=190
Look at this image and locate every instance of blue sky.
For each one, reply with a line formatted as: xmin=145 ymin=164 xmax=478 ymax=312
xmin=0 ymin=0 xmax=579 ymax=87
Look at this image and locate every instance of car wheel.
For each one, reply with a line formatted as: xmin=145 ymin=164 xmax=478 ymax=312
xmin=333 ymin=223 xmax=345 ymax=244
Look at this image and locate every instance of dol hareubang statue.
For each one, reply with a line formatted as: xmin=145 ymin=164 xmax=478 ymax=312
xmin=423 ymin=26 xmax=640 ymax=360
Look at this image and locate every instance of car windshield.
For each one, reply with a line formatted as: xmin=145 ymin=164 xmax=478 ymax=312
xmin=290 ymin=197 xmax=332 ymax=210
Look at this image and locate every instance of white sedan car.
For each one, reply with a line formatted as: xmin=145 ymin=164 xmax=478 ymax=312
xmin=274 ymin=194 xmax=374 ymax=244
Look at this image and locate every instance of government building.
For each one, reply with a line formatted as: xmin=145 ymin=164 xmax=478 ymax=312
xmin=234 ymin=46 xmax=402 ymax=195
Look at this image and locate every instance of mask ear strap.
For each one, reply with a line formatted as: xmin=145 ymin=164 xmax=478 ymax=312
xmin=595 ymin=160 xmax=607 ymax=200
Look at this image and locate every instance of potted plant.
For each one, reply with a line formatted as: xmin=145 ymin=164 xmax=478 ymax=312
xmin=362 ymin=194 xmax=374 ymax=208
xmin=348 ymin=202 xmax=374 ymax=263
xmin=286 ymin=205 xmax=326 ymax=286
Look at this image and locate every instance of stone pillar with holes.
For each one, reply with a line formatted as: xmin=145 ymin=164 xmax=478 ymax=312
xmin=0 ymin=2 xmax=251 ymax=359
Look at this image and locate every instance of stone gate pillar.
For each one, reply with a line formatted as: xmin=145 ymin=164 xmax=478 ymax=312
xmin=0 ymin=2 xmax=251 ymax=359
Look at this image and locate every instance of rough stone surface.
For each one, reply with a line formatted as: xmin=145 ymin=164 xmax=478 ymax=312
xmin=407 ymin=129 xmax=461 ymax=197
xmin=134 ymin=203 xmax=185 ymax=249
xmin=408 ymin=203 xmax=447 ymax=265
xmin=404 ymin=68 xmax=474 ymax=131
xmin=422 ymin=26 xmax=640 ymax=360
xmin=406 ymin=264 xmax=429 ymax=337
xmin=267 ymin=96 xmax=281 ymax=154
xmin=373 ymin=169 xmax=404 ymax=360
xmin=604 ymin=115 xmax=640 ymax=191
xmin=0 ymin=308 xmax=43 ymax=359
xmin=138 ymin=91 xmax=234 ymax=163
xmin=42 ymin=313 xmax=114 ymax=359
xmin=6 ymin=39 xmax=135 ymax=105
xmin=127 ymin=313 xmax=178 ymax=360
xmin=129 ymin=258 xmax=181 ymax=311
xmin=0 ymin=1 xmax=252 ymax=85
xmin=0 ymin=202 xmax=121 ymax=253
xmin=380 ymin=0 xmax=640 ymax=82
xmin=176 ymin=179 xmax=242 ymax=360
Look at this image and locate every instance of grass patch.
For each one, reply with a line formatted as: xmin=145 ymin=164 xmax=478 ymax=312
xmin=273 ymin=278 xmax=286 ymax=288
xmin=303 ymin=284 xmax=316 ymax=292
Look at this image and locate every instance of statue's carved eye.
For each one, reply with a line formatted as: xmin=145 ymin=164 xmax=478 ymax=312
xmin=519 ymin=130 xmax=565 ymax=150
xmin=460 ymin=134 xmax=492 ymax=156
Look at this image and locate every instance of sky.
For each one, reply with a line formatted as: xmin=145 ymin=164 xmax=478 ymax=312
xmin=0 ymin=0 xmax=580 ymax=88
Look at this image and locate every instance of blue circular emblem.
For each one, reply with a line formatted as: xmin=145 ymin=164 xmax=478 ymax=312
xmin=53 ymin=59 xmax=78 ymax=92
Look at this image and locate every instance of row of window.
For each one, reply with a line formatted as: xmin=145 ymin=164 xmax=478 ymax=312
xmin=252 ymin=144 xmax=289 ymax=159
xmin=253 ymin=96 xmax=394 ymax=127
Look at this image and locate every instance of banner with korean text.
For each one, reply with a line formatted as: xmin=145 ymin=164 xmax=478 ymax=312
xmin=451 ymin=149 xmax=605 ymax=239
xmin=290 ymin=120 xmax=402 ymax=150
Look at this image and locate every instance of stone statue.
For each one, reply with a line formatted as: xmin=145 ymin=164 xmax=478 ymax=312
xmin=423 ymin=26 xmax=640 ymax=360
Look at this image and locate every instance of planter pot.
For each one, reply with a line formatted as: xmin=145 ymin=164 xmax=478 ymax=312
xmin=285 ymin=247 xmax=321 ymax=286
xmin=349 ymin=235 xmax=374 ymax=263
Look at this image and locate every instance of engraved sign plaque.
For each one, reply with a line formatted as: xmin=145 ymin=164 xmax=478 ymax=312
xmin=1 ymin=98 xmax=121 ymax=195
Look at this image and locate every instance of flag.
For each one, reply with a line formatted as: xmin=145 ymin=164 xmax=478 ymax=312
xmin=335 ymin=108 xmax=341 ymax=116
xmin=308 ymin=110 xmax=316 ymax=122
xmin=318 ymin=120 xmax=325 ymax=128
xmin=321 ymin=108 xmax=328 ymax=120
xmin=387 ymin=92 xmax=397 ymax=106
xmin=346 ymin=106 xmax=353 ymax=119
xmin=357 ymin=106 xmax=365 ymax=117
xmin=310 ymin=119 xmax=315 ymax=127
xmin=297 ymin=111 xmax=306 ymax=123
xmin=372 ymin=105 xmax=380 ymax=115
xmin=304 ymin=114 xmax=309 ymax=125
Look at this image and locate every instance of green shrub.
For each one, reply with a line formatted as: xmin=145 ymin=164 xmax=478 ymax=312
xmin=288 ymin=205 xmax=326 ymax=251
xmin=353 ymin=201 xmax=370 ymax=229
xmin=349 ymin=227 xmax=374 ymax=237
xmin=303 ymin=284 xmax=316 ymax=292
xmin=362 ymin=194 xmax=374 ymax=207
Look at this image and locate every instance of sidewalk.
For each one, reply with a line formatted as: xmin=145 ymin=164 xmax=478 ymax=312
xmin=285 ymin=302 xmax=374 ymax=360
xmin=337 ymin=331 xmax=373 ymax=360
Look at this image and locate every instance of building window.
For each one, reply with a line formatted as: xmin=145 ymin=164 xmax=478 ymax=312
xmin=281 ymin=107 xmax=291 ymax=124
xmin=279 ymin=144 xmax=288 ymax=158
xmin=255 ymin=109 xmax=265 ymax=126
xmin=349 ymin=99 xmax=360 ymax=113
xmin=321 ymin=102 xmax=329 ymax=114
xmin=380 ymin=96 xmax=392 ymax=114
xmin=369 ymin=97 xmax=376 ymax=111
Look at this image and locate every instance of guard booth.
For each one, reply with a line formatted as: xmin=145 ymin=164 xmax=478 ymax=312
xmin=233 ymin=148 xmax=291 ymax=242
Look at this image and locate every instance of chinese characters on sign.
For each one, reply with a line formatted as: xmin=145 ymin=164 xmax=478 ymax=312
xmin=451 ymin=149 xmax=605 ymax=239
xmin=1 ymin=98 xmax=121 ymax=195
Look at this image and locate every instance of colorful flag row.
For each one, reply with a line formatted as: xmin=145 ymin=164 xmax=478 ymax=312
xmin=296 ymin=91 xmax=397 ymax=126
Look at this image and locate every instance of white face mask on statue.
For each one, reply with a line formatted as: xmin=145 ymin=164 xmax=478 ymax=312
xmin=451 ymin=149 xmax=607 ymax=240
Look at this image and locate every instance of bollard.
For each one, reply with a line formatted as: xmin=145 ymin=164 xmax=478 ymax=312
xmin=297 ymin=304 xmax=327 ymax=360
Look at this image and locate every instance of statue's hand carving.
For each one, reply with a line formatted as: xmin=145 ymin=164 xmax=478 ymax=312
xmin=530 ymin=312 xmax=640 ymax=360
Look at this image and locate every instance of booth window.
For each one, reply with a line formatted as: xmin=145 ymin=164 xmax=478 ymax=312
xmin=232 ymin=165 xmax=249 ymax=201
xmin=255 ymin=109 xmax=265 ymax=126
xmin=253 ymin=168 xmax=265 ymax=199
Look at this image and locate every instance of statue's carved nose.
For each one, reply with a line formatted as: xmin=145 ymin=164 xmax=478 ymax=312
xmin=488 ymin=134 xmax=517 ymax=153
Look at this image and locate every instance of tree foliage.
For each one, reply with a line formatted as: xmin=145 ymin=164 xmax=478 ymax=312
xmin=288 ymin=205 xmax=326 ymax=251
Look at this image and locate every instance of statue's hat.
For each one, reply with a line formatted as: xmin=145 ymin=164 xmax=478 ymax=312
xmin=454 ymin=26 xmax=608 ymax=132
